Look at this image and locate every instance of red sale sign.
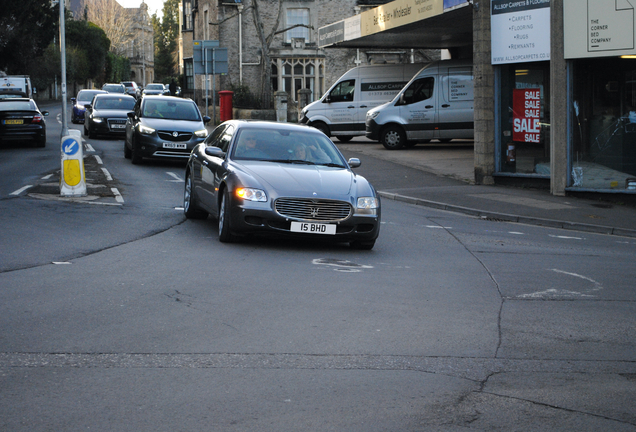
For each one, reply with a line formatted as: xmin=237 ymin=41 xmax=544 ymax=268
xmin=512 ymin=89 xmax=541 ymax=143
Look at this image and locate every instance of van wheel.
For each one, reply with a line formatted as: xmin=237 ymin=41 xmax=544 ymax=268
xmin=337 ymin=136 xmax=353 ymax=142
xmin=381 ymin=125 xmax=406 ymax=150
xmin=312 ymin=122 xmax=330 ymax=137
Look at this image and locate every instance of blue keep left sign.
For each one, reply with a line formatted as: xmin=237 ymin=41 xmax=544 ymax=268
xmin=62 ymin=137 xmax=80 ymax=156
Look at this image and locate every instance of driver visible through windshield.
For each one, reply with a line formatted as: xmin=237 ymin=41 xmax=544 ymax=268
xmin=143 ymin=100 xmax=200 ymax=121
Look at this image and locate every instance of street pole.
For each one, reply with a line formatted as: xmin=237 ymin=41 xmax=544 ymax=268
xmin=59 ymin=0 xmax=68 ymax=137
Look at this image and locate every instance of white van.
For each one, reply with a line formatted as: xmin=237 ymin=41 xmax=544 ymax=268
xmin=0 ymin=75 xmax=33 ymax=98
xmin=300 ymin=63 xmax=425 ymax=142
xmin=365 ymin=59 xmax=474 ymax=149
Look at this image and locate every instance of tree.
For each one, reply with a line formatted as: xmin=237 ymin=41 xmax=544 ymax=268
xmin=0 ymin=0 xmax=58 ymax=74
xmin=81 ymin=0 xmax=135 ymax=56
xmin=66 ymin=20 xmax=110 ymax=82
xmin=152 ymin=0 xmax=179 ymax=81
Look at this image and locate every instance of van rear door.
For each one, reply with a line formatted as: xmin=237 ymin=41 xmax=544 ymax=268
xmin=399 ymin=75 xmax=437 ymax=141
xmin=438 ymin=67 xmax=474 ymax=140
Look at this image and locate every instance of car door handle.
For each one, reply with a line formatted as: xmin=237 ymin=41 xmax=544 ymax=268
xmin=360 ymin=105 xmax=367 ymax=108
xmin=348 ymin=106 xmax=355 ymax=109
xmin=442 ymin=104 xmax=451 ymax=108
xmin=425 ymin=105 xmax=434 ymax=109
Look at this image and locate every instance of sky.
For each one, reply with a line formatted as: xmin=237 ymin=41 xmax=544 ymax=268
xmin=116 ymin=0 xmax=164 ymax=18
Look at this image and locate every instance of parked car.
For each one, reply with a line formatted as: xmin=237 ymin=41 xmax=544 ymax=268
xmin=0 ymin=98 xmax=48 ymax=147
xmin=121 ymin=81 xmax=141 ymax=99
xmin=124 ymin=95 xmax=210 ymax=163
xmin=84 ymin=93 xmax=136 ymax=139
xmin=183 ymin=120 xmax=381 ymax=249
xmin=101 ymin=83 xmax=126 ymax=94
xmin=71 ymin=89 xmax=107 ymax=123
xmin=142 ymin=83 xmax=169 ymax=96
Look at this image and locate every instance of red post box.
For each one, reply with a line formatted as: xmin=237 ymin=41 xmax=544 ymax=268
xmin=219 ymin=90 xmax=234 ymax=122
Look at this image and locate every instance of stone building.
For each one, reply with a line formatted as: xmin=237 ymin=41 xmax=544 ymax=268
xmin=178 ymin=0 xmax=438 ymax=110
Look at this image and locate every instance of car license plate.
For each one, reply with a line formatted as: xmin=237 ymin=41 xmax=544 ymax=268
xmin=111 ymin=124 xmax=125 ymax=129
xmin=4 ymin=119 xmax=23 ymax=125
xmin=163 ymin=142 xmax=187 ymax=149
xmin=290 ymin=221 xmax=336 ymax=235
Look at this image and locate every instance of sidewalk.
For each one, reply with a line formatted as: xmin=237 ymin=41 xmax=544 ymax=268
xmin=337 ymin=138 xmax=636 ymax=238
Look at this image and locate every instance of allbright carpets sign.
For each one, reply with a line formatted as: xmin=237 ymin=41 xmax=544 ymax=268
xmin=491 ymin=0 xmax=551 ymax=64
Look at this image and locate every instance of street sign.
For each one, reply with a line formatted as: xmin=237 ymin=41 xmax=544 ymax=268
xmin=193 ymin=40 xmax=228 ymax=75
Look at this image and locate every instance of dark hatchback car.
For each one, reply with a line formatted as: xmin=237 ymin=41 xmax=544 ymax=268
xmin=71 ymin=89 xmax=107 ymax=123
xmin=102 ymin=83 xmax=126 ymax=94
xmin=124 ymin=95 xmax=210 ymax=164
xmin=0 ymin=98 xmax=48 ymax=147
xmin=84 ymin=94 xmax=136 ymax=139
xmin=183 ymin=121 xmax=381 ymax=249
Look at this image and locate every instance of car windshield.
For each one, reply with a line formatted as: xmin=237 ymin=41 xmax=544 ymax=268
xmin=142 ymin=100 xmax=200 ymax=120
xmin=0 ymin=101 xmax=34 ymax=111
xmin=78 ymin=90 xmax=104 ymax=103
xmin=147 ymin=84 xmax=164 ymax=90
xmin=103 ymin=85 xmax=124 ymax=93
xmin=232 ymin=128 xmax=346 ymax=167
xmin=94 ymin=97 xmax=135 ymax=110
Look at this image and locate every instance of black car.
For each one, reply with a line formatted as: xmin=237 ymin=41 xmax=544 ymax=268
xmin=0 ymin=98 xmax=48 ymax=147
xmin=124 ymin=95 xmax=210 ymax=164
xmin=183 ymin=120 xmax=381 ymax=249
xmin=84 ymin=94 xmax=136 ymax=139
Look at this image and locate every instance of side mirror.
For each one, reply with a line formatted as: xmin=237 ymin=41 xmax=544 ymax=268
xmin=324 ymin=95 xmax=331 ymax=103
xmin=71 ymin=98 xmax=76 ymax=103
xmin=205 ymin=146 xmax=225 ymax=158
xmin=202 ymin=115 xmax=211 ymax=124
xmin=348 ymin=158 xmax=361 ymax=168
xmin=84 ymin=104 xmax=92 ymax=110
xmin=42 ymin=111 xmax=49 ymax=116
xmin=127 ymin=111 xmax=135 ymax=119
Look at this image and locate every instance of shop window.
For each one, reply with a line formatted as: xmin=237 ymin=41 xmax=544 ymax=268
xmin=571 ymin=58 xmax=636 ymax=191
xmin=497 ymin=62 xmax=551 ymax=175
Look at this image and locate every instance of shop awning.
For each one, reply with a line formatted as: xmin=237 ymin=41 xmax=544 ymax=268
xmin=318 ymin=0 xmax=473 ymax=50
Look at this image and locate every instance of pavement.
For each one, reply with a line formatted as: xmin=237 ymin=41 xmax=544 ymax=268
xmin=337 ymin=138 xmax=636 ymax=239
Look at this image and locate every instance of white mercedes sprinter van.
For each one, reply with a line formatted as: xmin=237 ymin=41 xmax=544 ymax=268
xmin=300 ymin=63 xmax=425 ymax=142
xmin=365 ymin=59 xmax=474 ymax=149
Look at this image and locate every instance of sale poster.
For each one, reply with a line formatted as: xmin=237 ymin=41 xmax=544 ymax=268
xmin=512 ymin=88 xmax=541 ymax=143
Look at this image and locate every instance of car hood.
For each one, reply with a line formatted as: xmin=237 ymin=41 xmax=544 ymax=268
xmin=142 ymin=118 xmax=203 ymax=131
xmin=239 ymin=162 xmax=354 ymax=196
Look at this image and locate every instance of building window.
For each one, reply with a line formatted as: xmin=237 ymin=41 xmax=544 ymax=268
xmin=183 ymin=0 xmax=193 ymax=31
xmin=271 ymin=58 xmax=323 ymax=102
xmin=286 ymin=9 xmax=309 ymax=43
xmin=185 ymin=59 xmax=194 ymax=90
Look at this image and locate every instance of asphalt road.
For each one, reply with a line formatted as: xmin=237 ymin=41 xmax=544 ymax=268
xmin=1 ymin=103 xmax=635 ymax=431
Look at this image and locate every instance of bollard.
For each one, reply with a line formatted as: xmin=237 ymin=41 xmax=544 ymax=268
xmin=60 ymin=129 xmax=87 ymax=197
xmin=275 ymin=91 xmax=288 ymax=123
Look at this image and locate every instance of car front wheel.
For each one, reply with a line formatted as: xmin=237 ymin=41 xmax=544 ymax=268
xmin=130 ymin=137 xmax=143 ymax=164
xmin=218 ymin=189 xmax=235 ymax=243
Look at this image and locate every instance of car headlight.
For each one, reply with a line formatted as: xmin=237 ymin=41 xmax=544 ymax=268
xmin=357 ymin=197 xmax=379 ymax=209
xmin=236 ymin=187 xmax=267 ymax=202
xmin=194 ymin=129 xmax=207 ymax=138
xmin=366 ymin=111 xmax=380 ymax=120
xmin=92 ymin=117 xmax=103 ymax=123
xmin=139 ymin=124 xmax=155 ymax=135
xmin=76 ymin=103 xmax=84 ymax=109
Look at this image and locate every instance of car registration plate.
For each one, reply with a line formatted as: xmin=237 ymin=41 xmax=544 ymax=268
xmin=290 ymin=221 xmax=336 ymax=235
xmin=163 ymin=142 xmax=187 ymax=149
xmin=4 ymin=119 xmax=23 ymax=125
xmin=111 ymin=124 xmax=125 ymax=129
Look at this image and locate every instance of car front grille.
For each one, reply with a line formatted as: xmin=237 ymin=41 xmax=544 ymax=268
xmin=157 ymin=130 xmax=193 ymax=142
xmin=108 ymin=119 xmax=126 ymax=130
xmin=275 ymin=198 xmax=352 ymax=222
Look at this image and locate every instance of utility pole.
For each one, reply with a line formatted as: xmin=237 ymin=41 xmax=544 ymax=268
xmin=59 ymin=0 xmax=68 ymax=137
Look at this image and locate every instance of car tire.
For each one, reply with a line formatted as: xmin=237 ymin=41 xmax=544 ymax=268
xmin=130 ymin=137 xmax=143 ymax=165
xmin=218 ymin=189 xmax=235 ymax=243
xmin=184 ymin=172 xmax=208 ymax=220
xmin=88 ymin=125 xmax=96 ymax=139
xmin=350 ymin=240 xmax=375 ymax=250
xmin=83 ymin=124 xmax=88 ymax=136
xmin=312 ymin=122 xmax=330 ymax=137
xmin=35 ymin=134 xmax=46 ymax=148
xmin=123 ymin=140 xmax=131 ymax=159
xmin=381 ymin=125 xmax=406 ymax=150
xmin=337 ymin=136 xmax=353 ymax=142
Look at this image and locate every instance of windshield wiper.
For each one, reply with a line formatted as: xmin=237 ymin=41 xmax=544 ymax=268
xmin=269 ymin=159 xmax=316 ymax=165
xmin=317 ymin=162 xmax=346 ymax=168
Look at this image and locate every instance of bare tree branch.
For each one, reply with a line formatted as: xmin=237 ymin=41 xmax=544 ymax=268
xmin=209 ymin=6 xmax=254 ymax=27
xmin=273 ymin=23 xmax=314 ymax=36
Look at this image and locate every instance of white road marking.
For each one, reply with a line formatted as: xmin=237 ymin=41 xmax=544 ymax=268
xmin=94 ymin=155 xmax=103 ymax=165
xmin=10 ymin=185 xmax=33 ymax=196
xmin=101 ymin=168 xmax=113 ymax=181
xmin=111 ymin=188 xmax=124 ymax=203
xmin=41 ymin=174 xmax=53 ymax=180
xmin=517 ymin=289 xmax=596 ymax=299
xmin=313 ymin=258 xmax=373 ymax=273
xmin=166 ymin=172 xmax=183 ymax=182
xmin=508 ymin=231 xmax=525 ymax=235
xmin=550 ymin=269 xmax=600 ymax=285
xmin=85 ymin=143 xmax=95 ymax=152
xmin=52 ymin=262 xmax=71 ymax=265
xmin=549 ymin=234 xmax=583 ymax=240
xmin=426 ymin=225 xmax=452 ymax=229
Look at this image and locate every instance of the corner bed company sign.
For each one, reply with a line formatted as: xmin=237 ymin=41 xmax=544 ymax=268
xmin=564 ymin=0 xmax=636 ymax=59
xmin=491 ymin=0 xmax=551 ymax=65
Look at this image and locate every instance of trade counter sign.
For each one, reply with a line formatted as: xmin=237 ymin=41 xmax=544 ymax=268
xmin=512 ymin=88 xmax=541 ymax=143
